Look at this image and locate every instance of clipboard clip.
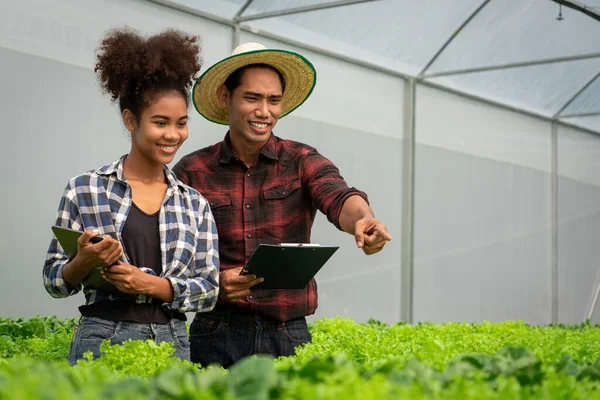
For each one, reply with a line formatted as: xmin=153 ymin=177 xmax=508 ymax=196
xmin=280 ymin=243 xmax=321 ymax=247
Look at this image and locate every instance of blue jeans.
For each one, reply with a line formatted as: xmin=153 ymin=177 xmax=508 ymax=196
xmin=189 ymin=308 xmax=311 ymax=368
xmin=67 ymin=316 xmax=190 ymax=365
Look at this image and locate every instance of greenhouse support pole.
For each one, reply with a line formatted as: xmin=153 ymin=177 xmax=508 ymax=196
xmin=585 ymin=277 xmax=600 ymax=321
xmin=401 ymin=78 xmax=416 ymax=323
xmin=233 ymin=24 xmax=241 ymax=49
xmin=551 ymin=121 xmax=558 ymax=324
xmin=232 ymin=0 xmax=253 ymax=49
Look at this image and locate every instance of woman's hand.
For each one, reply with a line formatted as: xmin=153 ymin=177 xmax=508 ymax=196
xmin=102 ymin=261 xmax=174 ymax=302
xmin=75 ymin=230 xmax=122 ymax=269
xmin=101 ymin=261 xmax=149 ymax=294
xmin=62 ymin=230 xmax=123 ymax=287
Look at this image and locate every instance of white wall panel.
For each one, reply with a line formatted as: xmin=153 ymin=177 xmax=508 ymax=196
xmin=414 ymin=85 xmax=552 ymax=324
xmin=557 ymin=126 xmax=600 ymax=324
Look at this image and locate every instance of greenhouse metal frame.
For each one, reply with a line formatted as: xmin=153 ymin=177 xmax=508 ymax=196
xmin=2 ymin=0 xmax=600 ymax=325
xmin=148 ymin=0 xmax=600 ymax=324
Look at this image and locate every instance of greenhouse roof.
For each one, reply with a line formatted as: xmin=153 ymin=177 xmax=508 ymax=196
xmin=151 ymin=0 xmax=600 ymax=133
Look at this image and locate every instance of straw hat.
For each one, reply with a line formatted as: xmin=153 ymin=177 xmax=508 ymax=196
xmin=192 ymin=42 xmax=317 ymax=125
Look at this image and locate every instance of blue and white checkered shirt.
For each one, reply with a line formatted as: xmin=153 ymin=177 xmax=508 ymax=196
xmin=43 ymin=156 xmax=219 ymax=313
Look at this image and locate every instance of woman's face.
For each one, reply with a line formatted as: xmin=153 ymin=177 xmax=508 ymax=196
xmin=127 ymin=91 xmax=189 ymax=166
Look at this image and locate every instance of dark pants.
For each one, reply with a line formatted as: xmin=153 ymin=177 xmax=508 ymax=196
xmin=189 ymin=308 xmax=311 ymax=368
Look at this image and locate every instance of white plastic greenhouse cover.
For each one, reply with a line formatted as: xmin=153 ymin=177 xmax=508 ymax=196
xmin=151 ymin=0 xmax=600 ymax=133
xmin=3 ymin=0 xmax=600 ymax=325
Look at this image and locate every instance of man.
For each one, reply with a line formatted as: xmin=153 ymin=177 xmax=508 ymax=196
xmin=173 ymin=43 xmax=392 ymax=368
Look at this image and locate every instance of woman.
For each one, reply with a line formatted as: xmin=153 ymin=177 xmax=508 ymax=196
xmin=43 ymin=28 xmax=219 ymax=365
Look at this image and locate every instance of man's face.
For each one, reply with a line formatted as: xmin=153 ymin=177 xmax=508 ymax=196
xmin=222 ymin=67 xmax=283 ymax=148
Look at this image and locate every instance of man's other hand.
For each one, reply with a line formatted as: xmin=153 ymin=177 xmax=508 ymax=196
xmin=219 ymin=267 xmax=264 ymax=302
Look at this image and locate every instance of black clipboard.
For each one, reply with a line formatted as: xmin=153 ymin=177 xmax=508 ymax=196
xmin=51 ymin=226 xmax=133 ymax=298
xmin=240 ymin=244 xmax=339 ymax=290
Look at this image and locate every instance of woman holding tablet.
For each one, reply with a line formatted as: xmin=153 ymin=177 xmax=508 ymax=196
xmin=43 ymin=28 xmax=219 ymax=364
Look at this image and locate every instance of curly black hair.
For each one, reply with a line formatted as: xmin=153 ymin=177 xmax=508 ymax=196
xmin=94 ymin=28 xmax=202 ymax=121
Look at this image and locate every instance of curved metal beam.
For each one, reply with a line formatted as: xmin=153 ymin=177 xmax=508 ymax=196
xmin=553 ymin=71 xmax=600 ymax=118
xmin=418 ymin=0 xmax=492 ymax=78
xmin=238 ymin=0 xmax=381 ymax=22
xmin=241 ymin=23 xmax=600 ymax=135
xmin=145 ymin=0 xmax=600 ymax=136
xmin=424 ymin=52 xmax=600 ymax=78
xmin=147 ymin=0 xmax=235 ymax=26
xmin=560 ymin=111 xmax=600 ymax=119
xmin=551 ymin=0 xmax=600 ymax=22
xmin=234 ymin=0 xmax=253 ymax=21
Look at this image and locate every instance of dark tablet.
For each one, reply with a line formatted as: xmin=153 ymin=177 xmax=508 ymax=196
xmin=50 ymin=226 xmax=130 ymax=297
xmin=51 ymin=226 xmax=115 ymax=256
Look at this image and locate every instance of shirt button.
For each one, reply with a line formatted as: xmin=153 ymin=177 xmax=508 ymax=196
xmin=247 ymin=234 xmax=252 ymax=239
xmin=245 ymin=204 xmax=251 ymax=209
xmin=282 ymin=191 xmax=286 ymax=195
xmin=246 ymin=173 xmax=251 ymax=178
xmin=116 ymin=217 xmax=123 ymax=224
xmin=249 ymin=295 xmax=253 ymax=300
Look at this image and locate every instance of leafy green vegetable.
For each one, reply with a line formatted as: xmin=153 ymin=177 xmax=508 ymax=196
xmin=0 ymin=316 xmax=600 ymax=399
xmin=227 ymin=356 xmax=276 ymax=400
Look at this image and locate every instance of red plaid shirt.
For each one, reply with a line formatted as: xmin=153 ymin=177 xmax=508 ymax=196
xmin=173 ymin=133 xmax=367 ymax=321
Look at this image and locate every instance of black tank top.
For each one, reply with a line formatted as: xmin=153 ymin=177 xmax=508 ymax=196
xmin=122 ymin=202 xmax=162 ymax=275
xmin=79 ymin=202 xmax=185 ymax=323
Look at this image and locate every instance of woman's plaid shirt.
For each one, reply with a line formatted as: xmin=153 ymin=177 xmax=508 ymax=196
xmin=43 ymin=156 xmax=220 ymax=313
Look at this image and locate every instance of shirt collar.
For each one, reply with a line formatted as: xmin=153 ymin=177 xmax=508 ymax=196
xmin=96 ymin=155 xmax=188 ymax=192
xmin=260 ymin=133 xmax=278 ymax=161
xmin=220 ymin=133 xmax=235 ymax=164
xmin=220 ymin=131 xmax=279 ymax=164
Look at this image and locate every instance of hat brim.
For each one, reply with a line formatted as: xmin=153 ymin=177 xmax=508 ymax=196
xmin=192 ymin=49 xmax=316 ymax=125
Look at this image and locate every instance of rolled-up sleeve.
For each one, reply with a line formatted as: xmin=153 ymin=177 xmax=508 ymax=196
xmin=165 ymin=199 xmax=220 ymax=313
xmin=43 ymin=182 xmax=83 ymax=298
xmin=302 ymin=150 xmax=369 ymax=230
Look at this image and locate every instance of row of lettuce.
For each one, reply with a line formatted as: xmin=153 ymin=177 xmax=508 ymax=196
xmin=0 ymin=316 xmax=599 ymax=399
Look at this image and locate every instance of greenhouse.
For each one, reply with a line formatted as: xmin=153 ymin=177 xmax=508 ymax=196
xmin=3 ymin=0 xmax=600 ymax=325
xmin=4 ymin=1 xmax=600 ymax=398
